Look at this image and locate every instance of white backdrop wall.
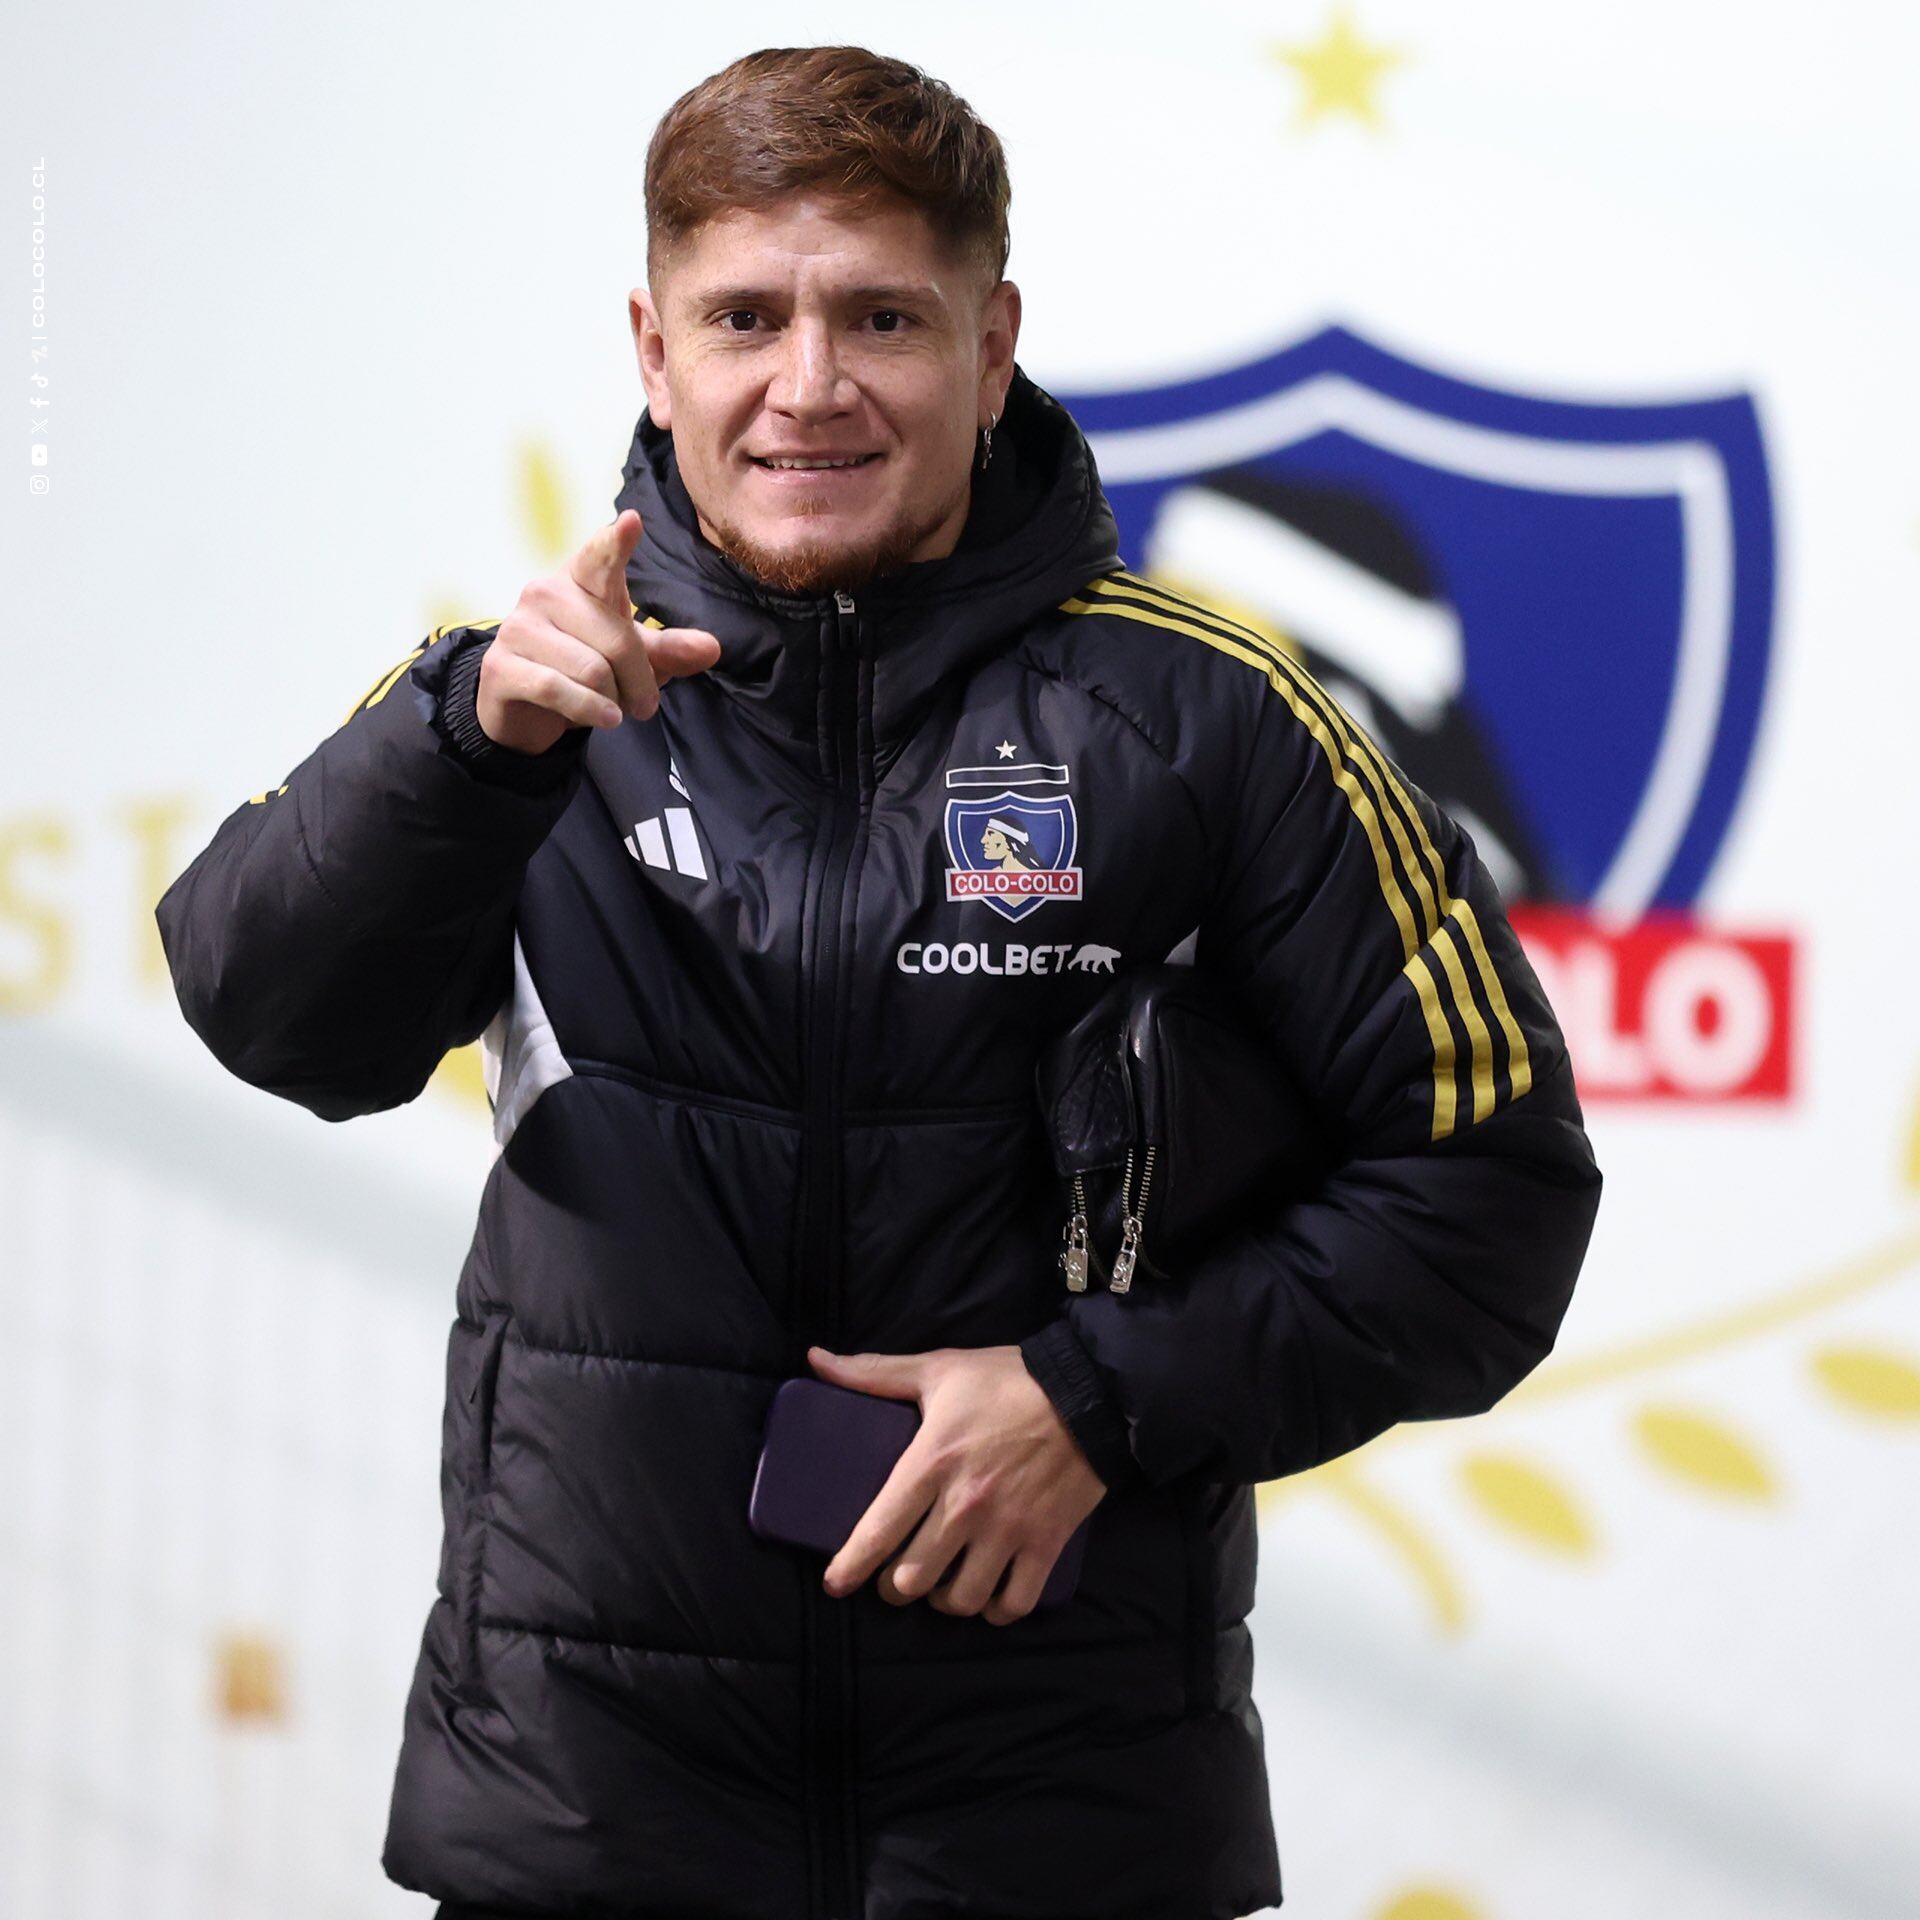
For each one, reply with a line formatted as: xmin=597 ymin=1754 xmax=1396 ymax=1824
xmin=6 ymin=4 xmax=1918 ymax=1917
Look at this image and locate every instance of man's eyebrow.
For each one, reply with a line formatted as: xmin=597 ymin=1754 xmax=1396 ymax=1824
xmin=686 ymin=282 xmax=949 ymax=312
xmin=841 ymin=283 xmax=948 ymax=308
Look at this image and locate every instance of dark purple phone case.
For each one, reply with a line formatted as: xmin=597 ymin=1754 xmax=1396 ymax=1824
xmin=748 ymin=1376 xmax=1089 ymax=1609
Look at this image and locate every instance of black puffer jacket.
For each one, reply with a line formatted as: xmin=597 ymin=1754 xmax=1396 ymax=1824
xmin=155 ymin=364 xmax=1602 ymax=1920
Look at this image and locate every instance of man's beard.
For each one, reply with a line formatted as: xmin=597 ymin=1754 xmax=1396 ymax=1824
xmin=701 ymin=474 xmax=971 ymax=597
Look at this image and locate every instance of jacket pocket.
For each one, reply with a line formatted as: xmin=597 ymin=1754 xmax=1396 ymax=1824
xmin=454 ymin=1307 xmax=511 ymax=1694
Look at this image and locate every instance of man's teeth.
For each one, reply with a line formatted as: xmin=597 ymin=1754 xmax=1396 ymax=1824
xmin=757 ymin=454 xmax=877 ymax=469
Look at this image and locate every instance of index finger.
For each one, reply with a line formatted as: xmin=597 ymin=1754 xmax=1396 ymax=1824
xmin=569 ymin=509 xmax=645 ymax=614
xmin=641 ymin=625 xmax=724 ymax=690
xmin=823 ymin=1448 xmax=939 ymax=1597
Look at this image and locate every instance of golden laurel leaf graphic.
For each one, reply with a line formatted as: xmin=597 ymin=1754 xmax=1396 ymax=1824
xmin=1265 ymin=1229 xmax=1920 ymax=1628
xmin=1632 ymin=1405 xmax=1776 ymax=1499
xmin=1458 ymin=1453 xmax=1595 ymax=1555
xmin=1374 ymin=1887 xmax=1486 ymax=1920
xmin=431 ymin=1041 xmax=489 ymax=1108
xmin=517 ymin=439 xmax=571 ymax=564
xmin=1810 ymin=1344 xmax=1920 ymax=1420
xmin=214 ymin=1629 xmax=288 ymax=1725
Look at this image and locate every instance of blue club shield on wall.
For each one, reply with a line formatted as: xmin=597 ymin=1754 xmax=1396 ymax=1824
xmin=1056 ymin=326 xmax=1777 ymax=918
xmin=944 ymin=788 xmax=1083 ymax=923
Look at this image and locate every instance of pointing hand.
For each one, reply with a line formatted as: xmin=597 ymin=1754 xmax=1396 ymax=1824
xmin=475 ymin=508 xmax=723 ymax=756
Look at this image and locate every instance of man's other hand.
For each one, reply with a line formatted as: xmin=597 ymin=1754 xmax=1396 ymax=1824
xmin=476 ymin=508 xmax=723 ymax=755
xmin=808 ymin=1343 xmax=1110 ymax=1626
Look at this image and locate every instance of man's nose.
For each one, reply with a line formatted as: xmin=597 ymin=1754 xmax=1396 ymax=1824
xmin=768 ymin=320 xmax=852 ymax=419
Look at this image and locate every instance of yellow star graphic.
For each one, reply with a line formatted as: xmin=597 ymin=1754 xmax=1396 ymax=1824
xmin=1270 ymin=6 xmax=1407 ymax=131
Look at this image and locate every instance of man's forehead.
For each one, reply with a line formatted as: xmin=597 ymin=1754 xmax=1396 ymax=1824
xmin=659 ymin=197 xmax=968 ymax=305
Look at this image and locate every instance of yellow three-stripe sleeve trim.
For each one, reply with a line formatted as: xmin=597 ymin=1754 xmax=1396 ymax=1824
xmin=1121 ymin=576 xmax=1535 ymax=1110
xmin=1063 ymin=568 xmax=1533 ymax=1135
xmin=1405 ymin=953 xmax=1459 ymax=1141
xmin=1431 ymin=923 xmax=1497 ymax=1124
xmin=1061 ymin=590 xmax=1421 ymax=958
xmin=341 ymin=620 xmax=511 ymax=728
xmin=276 ymin=619 xmax=513 ymax=809
xmin=1088 ymin=570 xmax=1533 ymax=1113
xmin=364 ymin=649 xmax=424 ymax=711
xmin=1103 ymin=572 xmax=1444 ymax=935
xmin=342 ymin=647 xmax=426 ymax=727
xmin=1457 ymin=897 xmax=1531 ymax=1100
xmin=1099 ymin=580 xmax=1474 ymax=1122
xmin=1075 ymin=577 xmax=1430 ymax=955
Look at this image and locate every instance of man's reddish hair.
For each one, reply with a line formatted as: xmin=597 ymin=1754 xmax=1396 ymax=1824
xmin=644 ymin=46 xmax=1011 ymax=293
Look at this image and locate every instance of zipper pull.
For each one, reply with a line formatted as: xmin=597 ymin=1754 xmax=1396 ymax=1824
xmin=1109 ymin=1145 xmax=1156 ymax=1294
xmin=834 ymin=589 xmax=856 ymax=617
xmin=1060 ymin=1173 xmax=1091 ymax=1292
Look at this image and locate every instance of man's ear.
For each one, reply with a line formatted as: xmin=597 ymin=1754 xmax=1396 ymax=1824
xmin=630 ymin=287 xmax=672 ymax=430
xmin=980 ymin=279 xmax=1021 ymax=420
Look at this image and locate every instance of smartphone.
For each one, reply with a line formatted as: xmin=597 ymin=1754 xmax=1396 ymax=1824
xmin=748 ymin=1376 xmax=1090 ymax=1609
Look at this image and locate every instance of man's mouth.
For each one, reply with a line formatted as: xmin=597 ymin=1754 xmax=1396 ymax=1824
xmin=750 ymin=453 xmax=883 ymax=471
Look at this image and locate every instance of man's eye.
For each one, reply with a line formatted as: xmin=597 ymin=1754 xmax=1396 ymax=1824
xmin=870 ymin=310 xmax=907 ymax=333
xmin=721 ymin=310 xmax=758 ymax=333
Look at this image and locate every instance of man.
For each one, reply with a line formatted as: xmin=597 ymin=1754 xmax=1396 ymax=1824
xmin=155 ymin=44 xmax=1602 ymax=1920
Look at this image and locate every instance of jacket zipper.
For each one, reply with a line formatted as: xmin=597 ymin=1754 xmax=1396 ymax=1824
xmin=799 ymin=586 xmax=865 ymax=1920
xmin=1108 ymin=1143 xmax=1156 ymax=1293
xmin=1060 ymin=1144 xmax=1158 ymax=1296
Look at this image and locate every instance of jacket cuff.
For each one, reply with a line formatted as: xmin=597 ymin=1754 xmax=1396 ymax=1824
xmin=1019 ymin=1316 xmax=1143 ymax=1492
xmin=431 ymin=632 xmax=592 ymax=792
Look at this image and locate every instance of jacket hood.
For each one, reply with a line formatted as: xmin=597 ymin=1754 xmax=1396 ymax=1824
xmin=611 ymin=362 xmax=1119 ymax=768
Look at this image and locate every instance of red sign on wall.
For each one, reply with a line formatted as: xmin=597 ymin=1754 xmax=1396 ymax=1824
xmin=1509 ymin=907 xmax=1796 ymax=1103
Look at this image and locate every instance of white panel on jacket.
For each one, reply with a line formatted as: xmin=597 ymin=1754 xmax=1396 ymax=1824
xmin=480 ymin=930 xmax=573 ymax=1150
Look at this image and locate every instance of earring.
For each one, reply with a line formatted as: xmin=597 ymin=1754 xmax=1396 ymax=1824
xmin=978 ymin=408 xmax=999 ymax=472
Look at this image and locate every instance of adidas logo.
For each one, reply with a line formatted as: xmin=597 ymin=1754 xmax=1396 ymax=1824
xmin=624 ymin=806 xmax=707 ymax=880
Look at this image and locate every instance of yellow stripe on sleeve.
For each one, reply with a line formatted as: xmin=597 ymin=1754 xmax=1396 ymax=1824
xmin=1098 ymin=571 xmax=1445 ymax=937
xmin=1062 ymin=587 xmax=1423 ymax=960
xmin=1431 ymin=922 xmax=1497 ymax=1125
xmin=1456 ymin=897 xmax=1531 ymax=1100
xmin=1107 ymin=571 xmax=1532 ymax=1112
xmin=1063 ymin=566 xmax=1535 ymax=1133
xmin=341 ymin=646 xmax=427 ymax=728
xmin=339 ymin=619 xmax=511 ymax=729
xmin=1406 ymin=952 xmax=1460 ymax=1141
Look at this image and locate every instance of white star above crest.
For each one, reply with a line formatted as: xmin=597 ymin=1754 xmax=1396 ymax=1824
xmin=995 ymin=739 xmax=1017 ymax=759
